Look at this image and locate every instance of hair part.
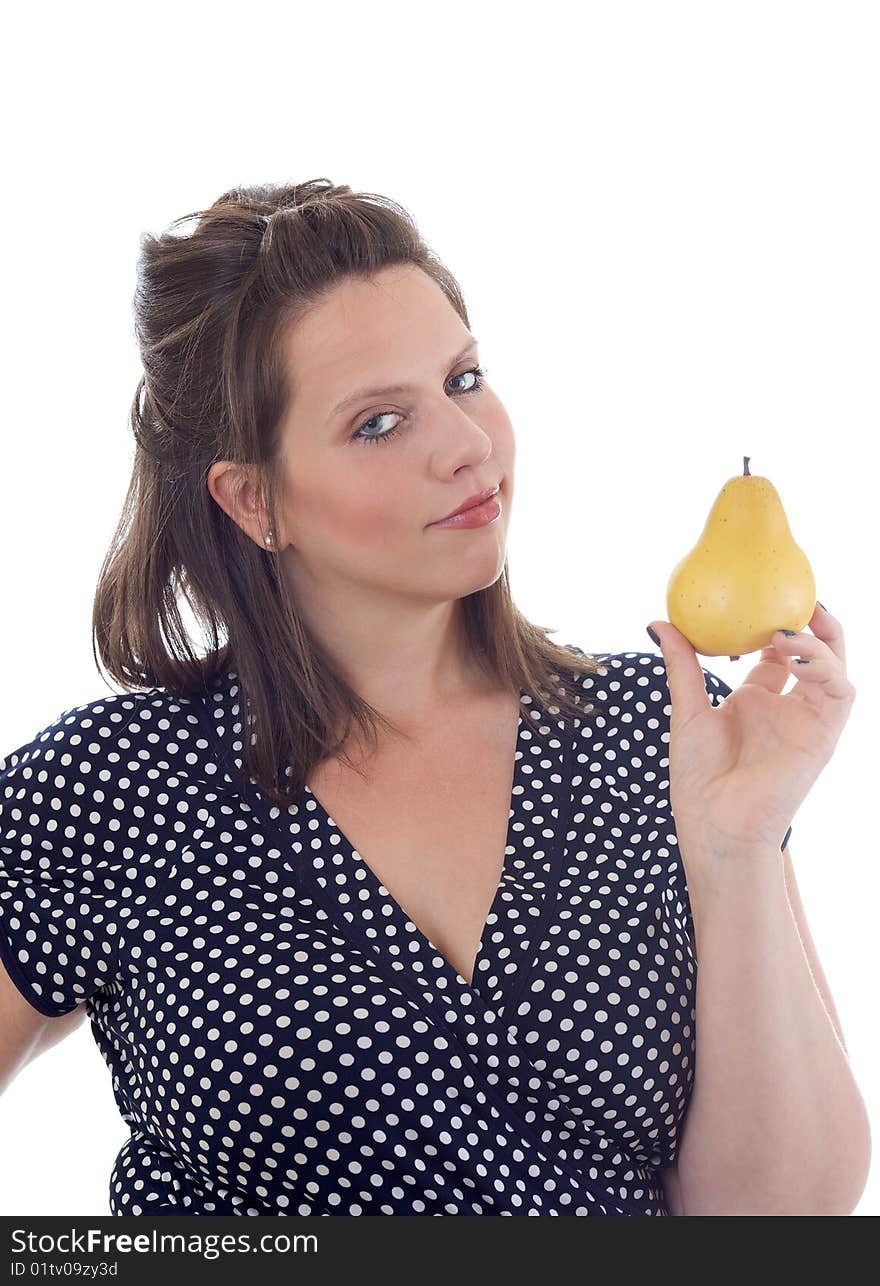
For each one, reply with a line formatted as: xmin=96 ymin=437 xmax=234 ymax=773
xmin=92 ymin=178 xmax=608 ymax=810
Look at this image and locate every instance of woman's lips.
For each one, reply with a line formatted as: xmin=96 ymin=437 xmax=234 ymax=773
xmin=428 ymin=493 xmax=502 ymax=529
xmin=431 ymin=484 xmax=501 ymax=524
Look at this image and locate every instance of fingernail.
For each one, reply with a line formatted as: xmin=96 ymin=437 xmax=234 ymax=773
xmin=646 ymin=625 xmax=661 ymax=646
xmin=781 ymin=629 xmax=797 ymax=637
xmin=817 ymin=600 xmax=828 ymax=611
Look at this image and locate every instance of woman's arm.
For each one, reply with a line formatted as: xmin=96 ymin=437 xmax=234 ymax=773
xmin=672 ymin=838 xmax=871 ymax=1215
xmin=780 ymin=846 xmax=847 ymax=1053
xmin=0 ymin=957 xmax=88 ymax=1097
xmin=0 ymin=957 xmax=49 ymax=1097
xmin=28 ymin=1003 xmax=88 ymax=1061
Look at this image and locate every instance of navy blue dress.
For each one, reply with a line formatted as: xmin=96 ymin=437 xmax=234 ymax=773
xmin=0 ymin=647 xmax=791 ymax=1216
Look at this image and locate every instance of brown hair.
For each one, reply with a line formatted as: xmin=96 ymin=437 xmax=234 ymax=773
xmin=92 ymin=178 xmax=608 ymax=810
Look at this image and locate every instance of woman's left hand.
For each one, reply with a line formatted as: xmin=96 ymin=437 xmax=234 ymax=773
xmin=647 ymin=602 xmax=856 ymax=858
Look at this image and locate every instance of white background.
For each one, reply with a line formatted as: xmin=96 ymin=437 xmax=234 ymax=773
xmin=1 ymin=0 xmax=877 ymax=1217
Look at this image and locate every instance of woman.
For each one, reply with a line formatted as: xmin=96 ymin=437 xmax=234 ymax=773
xmin=0 ymin=180 xmax=869 ymax=1216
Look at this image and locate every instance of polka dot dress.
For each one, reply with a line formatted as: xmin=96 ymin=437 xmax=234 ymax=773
xmin=0 ymin=647 xmax=792 ymax=1217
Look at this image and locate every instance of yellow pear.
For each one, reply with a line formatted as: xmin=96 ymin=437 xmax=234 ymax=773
xmin=666 ymin=456 xmax=817 ymax=659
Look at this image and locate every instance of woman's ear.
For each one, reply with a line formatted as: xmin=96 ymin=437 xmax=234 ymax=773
xmin=206 ymin=461 xmax=273 ymax=549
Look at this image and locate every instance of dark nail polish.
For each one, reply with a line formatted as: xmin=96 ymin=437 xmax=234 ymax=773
xmin=781 ymin=629 xmax=797 ymax=636
xmin=646 ymin=626 xmax=661 ymax=647
xmin=817 ymin=600 xmax=827 ymax=611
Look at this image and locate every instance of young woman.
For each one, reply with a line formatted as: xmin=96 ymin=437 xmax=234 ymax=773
xmin=0 ymin=180 xmax=869 ymax=1216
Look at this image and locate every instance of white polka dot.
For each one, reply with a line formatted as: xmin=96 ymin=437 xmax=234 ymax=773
xmin=0 ymin=651 xmax=781 ymax=1216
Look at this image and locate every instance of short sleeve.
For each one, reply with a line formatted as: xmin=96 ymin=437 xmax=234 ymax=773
xmin=581 ymin=650 xmax=794 ymax=971
xmin=0 ymin=691 xmax=156 ymax=1017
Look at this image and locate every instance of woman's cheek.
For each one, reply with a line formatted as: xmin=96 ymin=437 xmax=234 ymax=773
xmin=326 ymin=482 xmax=403 ymax=543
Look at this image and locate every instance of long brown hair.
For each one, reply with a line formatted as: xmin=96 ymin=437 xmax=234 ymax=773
xmin=92 ymin=179 xmax=608 ymax=810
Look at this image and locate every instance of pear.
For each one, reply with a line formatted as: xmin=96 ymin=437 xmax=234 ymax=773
xmin=666 ymin=456 xmax=817 ymax=660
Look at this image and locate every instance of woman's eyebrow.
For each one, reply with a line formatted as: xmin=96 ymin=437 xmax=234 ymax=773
xmin=328 ymin=337 xmax=479 ymax=418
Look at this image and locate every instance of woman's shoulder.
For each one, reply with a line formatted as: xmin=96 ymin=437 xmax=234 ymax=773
xmin=0 ymin=680 xmax=223 ymax=785
xmin=564 ymin=642 xmax=733 ymax=702
xmin=560 ymin=643 xmax=734 ymax=749
xmin=2 ymin=687 xmax=152 ymax=771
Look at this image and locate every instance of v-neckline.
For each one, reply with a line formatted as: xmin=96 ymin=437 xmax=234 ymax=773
xmin=301 ymin=693 xmax=527 ymax=991
xmin=197 ymin=670 xmax=576 ymax=1020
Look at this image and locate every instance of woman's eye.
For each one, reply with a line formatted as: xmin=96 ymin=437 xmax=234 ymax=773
xmin=350 ymin=365 xmax=487 ymax=446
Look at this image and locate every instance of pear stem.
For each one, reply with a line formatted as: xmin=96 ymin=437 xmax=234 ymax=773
xmin=743 ymin=455 xmax=751 ymax=476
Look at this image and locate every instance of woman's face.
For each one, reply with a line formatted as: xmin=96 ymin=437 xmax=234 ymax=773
xmin=271 ymin=264 xmax=516 ymax=612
